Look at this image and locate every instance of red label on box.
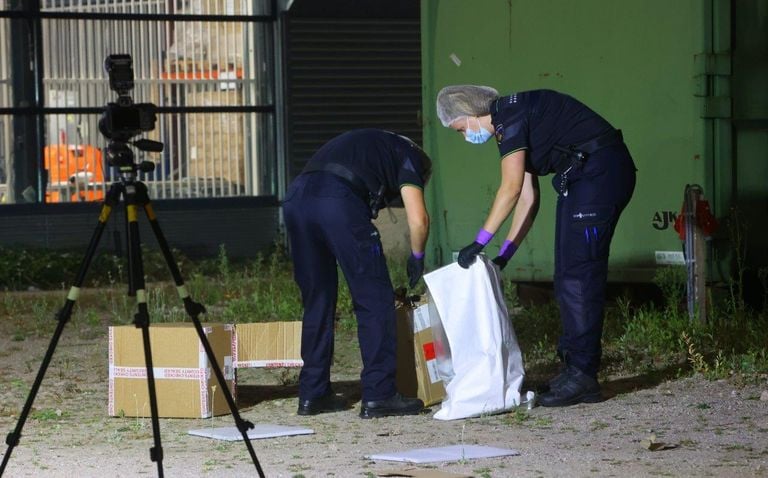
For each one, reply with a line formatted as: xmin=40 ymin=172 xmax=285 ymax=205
xmin=422 ymin=342 xmax=436 ymax=361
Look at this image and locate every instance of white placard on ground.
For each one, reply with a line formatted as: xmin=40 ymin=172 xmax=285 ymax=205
xmin=188 ymin=424 xmax=314 ymax=441
xmin=366 ymin=445 xmax=519 ymax=464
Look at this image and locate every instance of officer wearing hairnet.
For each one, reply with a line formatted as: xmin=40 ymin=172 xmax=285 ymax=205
xmin=436 ymin=86 xmax=636 ymax=407
xmin=283 ymin=128 xmax=432 ymax=418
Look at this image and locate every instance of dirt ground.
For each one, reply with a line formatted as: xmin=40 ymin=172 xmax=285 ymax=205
xmin=1 ymin=326 xmax=767 ymax=478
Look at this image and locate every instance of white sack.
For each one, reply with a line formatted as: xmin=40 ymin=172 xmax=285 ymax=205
xmin=423 ymin=255 xmax=524 ymax=420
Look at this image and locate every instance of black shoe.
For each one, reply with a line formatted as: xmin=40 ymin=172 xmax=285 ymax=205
xmin=538 ymin=364 xmax=602 ymax=407
xmin=359 ymin=392 xmax=424 ymax=419
xmin=537 ymin=366 xmax=569 ymax=394
xmin=297 ymin=392 xmax=348 ymax=416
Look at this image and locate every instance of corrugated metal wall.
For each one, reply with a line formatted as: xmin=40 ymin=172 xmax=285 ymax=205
xmin=283 ymin=17 xmax=422 ymax=179
xmin=420 ymin=0 xmax=712 ymax=281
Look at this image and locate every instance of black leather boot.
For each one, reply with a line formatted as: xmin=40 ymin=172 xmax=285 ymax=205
xmin=538 ymin=349 xmax=572 ymax=393
xmin=297 ymin=391 xmax=348 ymax=416
xmin=538 ymin=364 xmax=602 ymax=407
xmin=359 ymin=393 xmax=424 ymax=419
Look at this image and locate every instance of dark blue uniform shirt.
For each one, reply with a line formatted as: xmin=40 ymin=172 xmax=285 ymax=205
xmin=302 ymin=129 xmax=428 ymax=206
xmin=491 ymin=90 xmax=614 ymax=175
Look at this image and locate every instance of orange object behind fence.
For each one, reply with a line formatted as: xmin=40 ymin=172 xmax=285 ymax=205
xmin=44 ymin=144 xmax=106 ymax=203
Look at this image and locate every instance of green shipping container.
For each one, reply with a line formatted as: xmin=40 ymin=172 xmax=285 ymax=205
xmin=420 ymin=0 xmax=768 ymax=283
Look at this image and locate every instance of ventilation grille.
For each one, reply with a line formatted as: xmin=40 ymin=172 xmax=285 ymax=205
xmin=284 ymin=17 xmax=422 ymax=180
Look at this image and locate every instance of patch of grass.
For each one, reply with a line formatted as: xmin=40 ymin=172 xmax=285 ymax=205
xmin=501 ymin=408 xmax=530 ymax=426
xmin=723 ymin=444 xmax=751 ymax=451
xmin=474 ymin=467 xmax=493 ymax=478
xmin=30 ymin=408 xmax=66 ymax=421
xmin=590 ymin=420 xmax=609 ymax=431
xmin=3 ymin=236 xmax=767 ymax=385
xmin=599 ymin=264 xmax=768 ymax=381
xmin=533 ymin=416 xmax=553 ymax=428
xmin=202 ymin=458 xmax=221 ymax=472
xmin=0 ymin=245 xmax=199 ymax=291
xmin=288 ymin=464 xmax=312 ymax=473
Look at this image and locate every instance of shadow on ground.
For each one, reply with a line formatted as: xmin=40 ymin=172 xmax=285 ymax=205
xmin=237 ymin=379 xmax=362 ymax=409
xmin=522 ymin=361 xmax=685 ymax=400
xmin=600 ymin=364 xmax=685 ymax=399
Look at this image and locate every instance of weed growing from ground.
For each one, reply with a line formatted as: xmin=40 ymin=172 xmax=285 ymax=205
xmin=602 ymin=264 xmax=768 ymax=380
xmin=30 ymin=408 xmax=66 ymax=421
xmin=2 ymin=243 xmax=766 ymax=381
xmin=474 ymin=467 xmax=493 ymax=478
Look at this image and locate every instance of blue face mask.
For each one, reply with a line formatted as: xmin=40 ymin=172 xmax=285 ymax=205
xmin=464 ymin=117 xmax=492 ymax=144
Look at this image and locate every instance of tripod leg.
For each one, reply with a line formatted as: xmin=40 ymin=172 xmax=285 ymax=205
xmin=124 ymin=198 xmax=165 ymax=478
xmin=139 ymin=189 xmax=266 ymax=478
xmin=1 ymin=184 xmax=121 ymax=477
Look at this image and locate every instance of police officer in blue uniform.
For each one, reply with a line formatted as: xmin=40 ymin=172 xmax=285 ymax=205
xmin=436 ymin=86 xmax=636 ymax=407
xmin=283 ymin=129 xmax=432 ymax=418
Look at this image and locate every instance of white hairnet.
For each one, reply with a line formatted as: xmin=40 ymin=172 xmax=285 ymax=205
xmin=436 ymin=85 xmax=500 ymax=127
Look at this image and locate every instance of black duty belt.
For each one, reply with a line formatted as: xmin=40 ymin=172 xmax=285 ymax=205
xmin=551 ymin=129 xmax=624 ymax=174
xmin=301 ymin=162 xmax=385 ymax=218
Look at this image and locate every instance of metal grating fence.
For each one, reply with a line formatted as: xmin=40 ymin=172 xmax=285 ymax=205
xmin=0 ymin=0 xmax=278 ymax=204
xmin=0 ymin=13 xmax=11 ymax=196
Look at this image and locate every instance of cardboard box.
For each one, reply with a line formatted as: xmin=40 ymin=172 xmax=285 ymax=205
xmin=167 ymin=1 xmax=245 ymax=69
xmin=186 ymin=90 xmax=245 ymax=186
xmin=233 ymin=322 xmax=303 ymax=369
xmin=108 ymin=323 xmax=235 ymax=418
xmin=396 ymin=302 xmax=446 ymax=406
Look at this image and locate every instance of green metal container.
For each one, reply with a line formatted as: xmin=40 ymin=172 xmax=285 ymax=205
xmin=420 ymin=0 xmax=767 ymax=282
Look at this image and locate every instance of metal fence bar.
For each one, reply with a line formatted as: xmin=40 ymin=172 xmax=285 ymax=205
xmin=0 ymin=16 xmax=9 ymax=201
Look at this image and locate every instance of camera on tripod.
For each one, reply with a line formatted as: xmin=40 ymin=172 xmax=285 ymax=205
xmin=98 ymin=54 xmax=163 ymax=172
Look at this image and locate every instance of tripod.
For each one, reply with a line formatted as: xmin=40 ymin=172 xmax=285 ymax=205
xmin=0 ymin=168 xmax=266 ymax=478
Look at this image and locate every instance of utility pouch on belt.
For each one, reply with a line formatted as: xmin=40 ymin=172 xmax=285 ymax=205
xmin=551 ymin=129 xmax=624 ymax=196
xmin=302 ymin=162 xmax=383 ymax=218
xmin=551 ymin=129 xmax=624 ymax=174
xmin=368 ymin=185 xmax=385 ymax=219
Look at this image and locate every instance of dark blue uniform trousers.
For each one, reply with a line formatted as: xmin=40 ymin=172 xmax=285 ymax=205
xmin=282 ymin=172 xmax=397 ymax=402
xmin=552 ymin=144 xmax=636 ymax=378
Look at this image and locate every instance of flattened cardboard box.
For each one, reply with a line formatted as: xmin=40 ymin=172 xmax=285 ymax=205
xmin=233 ymin=321 xmax=303 ymax=368
xmin=396 ymin=302 xmax=446 ymax=406
xmin=108 ymin=323 xmax=235 ymax=419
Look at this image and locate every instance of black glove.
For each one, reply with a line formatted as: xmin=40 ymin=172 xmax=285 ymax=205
xmin=492 ymin=256 xmax=509 ymax=270
xmin=457 ymin=241 xmax=485 ymax=269
xmin=492 ymin=240 xmax=517 ymax=271
xmin=407 ymin=253 xmax=425 ymax=288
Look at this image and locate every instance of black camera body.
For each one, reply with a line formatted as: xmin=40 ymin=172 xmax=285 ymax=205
xmin=99 ymin=54 xmax=162 ymax=172
xmin=99 ymin=54 xmax=157 ymax=144
xmin=100 ymin=98 xmax=157 ymax=143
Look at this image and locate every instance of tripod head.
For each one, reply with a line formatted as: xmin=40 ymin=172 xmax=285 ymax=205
xmin=98 ymin=54 xmax=163 ymax=179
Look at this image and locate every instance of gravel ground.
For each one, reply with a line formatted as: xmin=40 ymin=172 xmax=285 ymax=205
xmin=1 ymin=330 xmax=767 ymax=478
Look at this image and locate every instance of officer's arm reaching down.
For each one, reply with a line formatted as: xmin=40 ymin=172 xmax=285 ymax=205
xmin=401 ymin=185 xmax=429 ymax=254
xmin=401 ymin=185 xmax=429 ymax=288
xmin=508 ymin=171 xmax=540 ymax=243
xmin=456 ymin=149 xmax=526 ymax=268
xmin=493 ymin=171 xmax=539 ymax=269
xmin=482 ymin=149 xmax=527 ymax=234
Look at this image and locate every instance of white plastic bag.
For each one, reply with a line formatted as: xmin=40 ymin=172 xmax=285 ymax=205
xmin=424 ymin=255 xmax=524 ymax=420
